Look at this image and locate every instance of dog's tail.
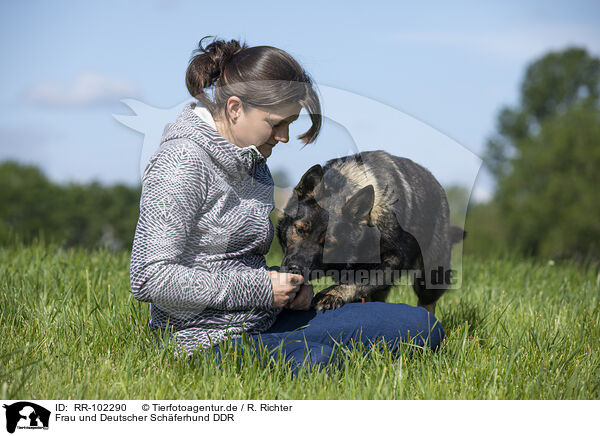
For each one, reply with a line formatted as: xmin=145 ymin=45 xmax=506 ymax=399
xmin=449 ymin=225 xmax=467 ymax=245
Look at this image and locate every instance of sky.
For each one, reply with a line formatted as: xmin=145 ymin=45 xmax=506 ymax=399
xmin=1 ymin=0 xmax=599 ymax=203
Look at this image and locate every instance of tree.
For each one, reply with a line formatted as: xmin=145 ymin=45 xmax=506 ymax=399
xmin=0 ymin=162 xmax=61 ymax=243
xmin=484 ymin=47 xmax=600 ymax=260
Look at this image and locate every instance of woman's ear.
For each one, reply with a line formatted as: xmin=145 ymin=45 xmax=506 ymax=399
xmin=226 ymin=96 xmax=243 ymax=122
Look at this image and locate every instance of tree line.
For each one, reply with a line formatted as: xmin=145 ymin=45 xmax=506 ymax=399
xmin=0 ymin=161 xmax=141 ymax=250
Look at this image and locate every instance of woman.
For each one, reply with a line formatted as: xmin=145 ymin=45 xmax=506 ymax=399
xmin=130 ymin=37 xmax=444 ymax=373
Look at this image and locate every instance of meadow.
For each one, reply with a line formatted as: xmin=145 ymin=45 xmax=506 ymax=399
xmin=1 ymin=242 xmax=598 ymax=399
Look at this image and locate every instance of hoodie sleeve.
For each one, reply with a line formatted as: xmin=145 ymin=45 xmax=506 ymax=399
xmin=129 ymin=140 xmax=274 ymax=312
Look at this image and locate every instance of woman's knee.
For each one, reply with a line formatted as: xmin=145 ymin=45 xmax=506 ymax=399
xmin=422 ymin=308 xmax=445 ymax=350
xmin=402 ymin=305 xmax=444 ymax=351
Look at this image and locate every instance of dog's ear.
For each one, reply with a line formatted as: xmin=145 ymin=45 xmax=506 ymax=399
xmin=343 ymin=185 xmax=375 ymax=222
xmin=294 ymin=164 xmax=324 ymax=200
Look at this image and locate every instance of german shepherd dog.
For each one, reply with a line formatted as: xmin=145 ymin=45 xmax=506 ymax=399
xmin=277 ymin=151 xmax=465 ymax=314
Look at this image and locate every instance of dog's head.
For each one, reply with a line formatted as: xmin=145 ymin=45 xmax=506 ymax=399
xmin=277 ymin=164 xmax=380 ymax=275
xmin=277 ymin=164 xmax=327 ymax=275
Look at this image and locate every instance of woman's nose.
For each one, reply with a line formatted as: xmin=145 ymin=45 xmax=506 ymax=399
xmin=273 ymin=125 xmax=290 ymax=143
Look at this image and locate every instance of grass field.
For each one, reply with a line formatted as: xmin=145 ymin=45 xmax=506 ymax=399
xmin=1 ymin=242 xmax=599 ymax=400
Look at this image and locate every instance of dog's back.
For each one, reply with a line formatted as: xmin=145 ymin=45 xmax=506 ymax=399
xmin=320 ymin=151 xmax=448 ymax=247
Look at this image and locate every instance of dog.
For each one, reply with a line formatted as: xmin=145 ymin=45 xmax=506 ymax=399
xmin=277 ymin=150 xmax=465 ymax=314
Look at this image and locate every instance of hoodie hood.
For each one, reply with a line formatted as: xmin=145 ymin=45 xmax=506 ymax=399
xmin=160 ymin=101 xmax=267 ymax=180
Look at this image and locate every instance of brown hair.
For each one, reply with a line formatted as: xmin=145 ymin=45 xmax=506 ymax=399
xmin=185 ymin=36 xmax=322 ymax=144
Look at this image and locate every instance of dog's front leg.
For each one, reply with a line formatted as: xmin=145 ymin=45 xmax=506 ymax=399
xmin=312 ymin=283 xmax=391 ymax=311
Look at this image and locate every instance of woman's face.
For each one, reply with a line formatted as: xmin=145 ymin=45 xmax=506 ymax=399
xmin=220 ymin=97 xmax=301 ymax=158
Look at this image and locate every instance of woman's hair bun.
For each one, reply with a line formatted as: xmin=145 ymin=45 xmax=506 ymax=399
xmin=186 ymin=36 xmax=247 ymax=101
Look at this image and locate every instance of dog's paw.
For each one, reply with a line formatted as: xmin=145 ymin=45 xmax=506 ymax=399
xmin=312 ymin=290 xmax=345 ymax=311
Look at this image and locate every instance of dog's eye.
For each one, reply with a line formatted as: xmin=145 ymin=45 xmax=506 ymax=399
xmin=294 ymin=223 xmax=309 ymax=237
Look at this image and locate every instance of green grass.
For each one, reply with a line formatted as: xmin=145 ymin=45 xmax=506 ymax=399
xmin=1 ymin=242 xmax=599 ymax=399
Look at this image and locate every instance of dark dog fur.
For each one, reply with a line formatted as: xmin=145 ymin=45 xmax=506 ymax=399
xmin=277 ymin=150 xmax=465 ymax=314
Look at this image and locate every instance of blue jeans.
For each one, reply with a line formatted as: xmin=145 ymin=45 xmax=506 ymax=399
xmin=214 ymin=302 xmax=444 ymax=374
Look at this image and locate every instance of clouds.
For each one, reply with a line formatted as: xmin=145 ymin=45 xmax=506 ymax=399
xmin=25 ymin=71 xmax=140 ymax=108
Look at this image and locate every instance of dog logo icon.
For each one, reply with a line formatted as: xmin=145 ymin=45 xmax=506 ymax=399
xmin=3 ymin=402 xmax=50 ymax=434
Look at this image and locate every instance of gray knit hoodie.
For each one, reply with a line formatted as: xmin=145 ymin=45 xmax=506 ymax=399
xmin=130 ymin=101 xmax=280 ymax=354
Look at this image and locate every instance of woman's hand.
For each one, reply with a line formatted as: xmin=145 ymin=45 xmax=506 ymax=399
xmin=286 ymin=284 xmax=314 ymax=310
xmin=269 ymin=271 xmax=305 ymax=308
